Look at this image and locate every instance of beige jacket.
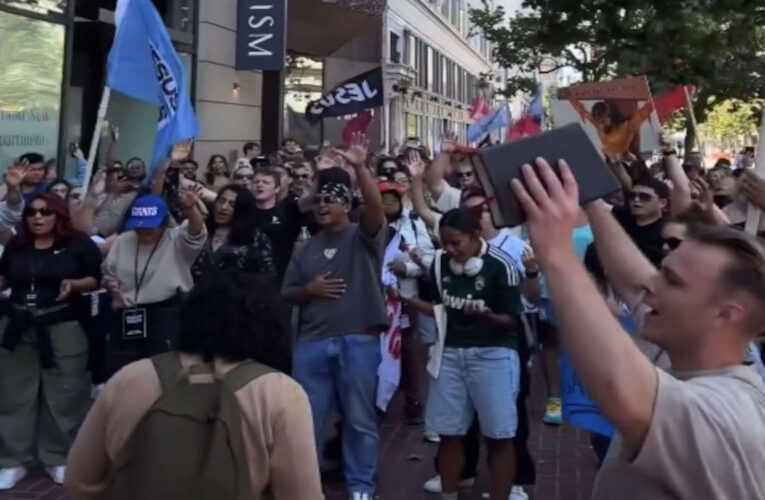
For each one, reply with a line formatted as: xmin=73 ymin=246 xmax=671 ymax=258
xmin=65 ymin=354 xmax=324 ymax=500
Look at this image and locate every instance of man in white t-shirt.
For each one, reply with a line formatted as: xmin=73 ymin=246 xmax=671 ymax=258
xmin=514 ymin=158 xmax=765 ymax=500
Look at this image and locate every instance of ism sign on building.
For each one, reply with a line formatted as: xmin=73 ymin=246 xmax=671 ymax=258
xmin=236 ymin=0 xmax=287 ymax=71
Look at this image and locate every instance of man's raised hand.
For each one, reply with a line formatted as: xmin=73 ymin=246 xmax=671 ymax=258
xmin=510 ymin=158 xmax=580 ymax=266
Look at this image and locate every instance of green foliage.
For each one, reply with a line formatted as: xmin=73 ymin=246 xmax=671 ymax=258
xmin=702 ymin=99 xmax=762 ymax=140
xmin=469 ymin=0 xmax=765 ymax=118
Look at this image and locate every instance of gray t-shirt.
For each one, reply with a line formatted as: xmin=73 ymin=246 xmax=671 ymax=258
xmin=283 ymin=223 xmax=388 ymax=341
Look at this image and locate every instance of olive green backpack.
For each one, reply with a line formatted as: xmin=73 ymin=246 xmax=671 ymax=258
xmin=108 ymin=352 xmax=274 ymax=500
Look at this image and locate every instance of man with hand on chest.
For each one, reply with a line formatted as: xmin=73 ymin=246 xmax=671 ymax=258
xmin=282 ymin=133 xmax=386 ymax=500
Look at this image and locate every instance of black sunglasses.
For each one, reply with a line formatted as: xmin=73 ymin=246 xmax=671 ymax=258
xmin=24 ymin=207 xmax=56 ymax=217
xmin=457 ymin=171 xmax=474 ymax=178
xmin=628 ymin=191 xmax=655 ymax=202
xmin=663 ymin=237 xmax=683 ymax=251
xmin=314 ymin=193 xmax=343 ymax=205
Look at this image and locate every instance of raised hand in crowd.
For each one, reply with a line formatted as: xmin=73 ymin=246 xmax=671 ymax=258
xmin=739 ymin=170 xmax=765 ymax=211
xmin=335 ymin=131 xmax=369 ymax=167
xmin=514 ymin=158 xmax=658 ymax=445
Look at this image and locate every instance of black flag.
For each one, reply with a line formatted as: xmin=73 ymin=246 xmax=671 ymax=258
xmin=306 ymin=67 xmax=384 ymax=122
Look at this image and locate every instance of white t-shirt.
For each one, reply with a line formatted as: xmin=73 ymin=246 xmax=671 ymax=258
xmin=427 ymin=180 xmax=461 ymax=213
xmin=592 ymin=365 xmax=765 ymax=500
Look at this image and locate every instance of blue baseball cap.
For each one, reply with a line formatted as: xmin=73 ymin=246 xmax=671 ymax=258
xmin=124 ymin=195 xmax=169 ymax=230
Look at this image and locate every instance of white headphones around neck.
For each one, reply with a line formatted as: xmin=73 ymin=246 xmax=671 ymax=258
xmin=448 ymin=239 xmax=488 ymax=277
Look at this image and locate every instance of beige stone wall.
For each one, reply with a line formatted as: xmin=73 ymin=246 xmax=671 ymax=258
xmin=195 ymin=0 xmax=263 ymax=167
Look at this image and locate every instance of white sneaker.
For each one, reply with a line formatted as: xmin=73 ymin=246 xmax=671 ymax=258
xmin=0 ymin=466 xmax=27 ymax=490
xmin=422 ymin=475 xmax=475 ymax=493
xmin=510 ymin=485 xmax=529 ymax=500
xmin=45 ymin=466 xmax=66 ymax=485
xmin=423 ymin=431 xmax=441 ymax=443
xmin=349 ymin=493 xmax=372 ymax=500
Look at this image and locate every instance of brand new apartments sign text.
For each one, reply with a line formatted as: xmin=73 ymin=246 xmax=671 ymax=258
xmin=236 ymin=0 xmax=287 ymax=71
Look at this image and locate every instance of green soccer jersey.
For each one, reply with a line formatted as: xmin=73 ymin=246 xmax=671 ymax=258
xmin=431 ymin=246 xmax=523 ymax=348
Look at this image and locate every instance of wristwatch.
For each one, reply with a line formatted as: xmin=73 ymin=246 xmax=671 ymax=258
xmin=662 ymin=149 xmax=677 ymax=156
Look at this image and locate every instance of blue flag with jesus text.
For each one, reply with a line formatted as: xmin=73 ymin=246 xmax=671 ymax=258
xmin=107 ymin=0 xmax=199 ymax=174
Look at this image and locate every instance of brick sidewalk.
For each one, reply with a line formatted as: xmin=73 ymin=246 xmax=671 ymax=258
xmin=0 ymin=364 xmax=598 ymax=500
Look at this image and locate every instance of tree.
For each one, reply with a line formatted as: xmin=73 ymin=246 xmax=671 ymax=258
xmin=470 ymin=0 xmax=765 ymax=149
xmin=703 ymin=98 xmax=762 ymax=144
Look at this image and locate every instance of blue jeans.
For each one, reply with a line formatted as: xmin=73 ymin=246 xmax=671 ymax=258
xmin=293 ymin=334 xmax=381 ymax=494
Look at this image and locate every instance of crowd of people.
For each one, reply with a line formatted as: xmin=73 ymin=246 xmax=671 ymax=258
xmin=0 ymin=125 xmax=762 ymax=500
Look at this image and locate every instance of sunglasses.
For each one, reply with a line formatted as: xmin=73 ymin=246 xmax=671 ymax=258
xmin=314 ymin=193 xmax=343 ymax=205
xmin=234 ymin=174 xmax=254 ymax=181
xmin=24 ymin=207 xmax=56 ymax=218
xmin=457 ymin=171 xmax=474 ymax=178
xmin=663 ymin=237 xmax=683 ymax=251
xmin=628 ymin=191 xmax=655 ymax=202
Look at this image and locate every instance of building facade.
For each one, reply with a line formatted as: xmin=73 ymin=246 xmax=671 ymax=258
xmin=0 ymin=0 xmax=496 ymax=176
xmin=0 ymin=0 xmax=265 ymax=175
xmin=384 ymin=0 xmax=494 ymax=150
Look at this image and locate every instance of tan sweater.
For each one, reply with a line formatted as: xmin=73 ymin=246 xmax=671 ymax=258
xmin=65 ymin=354 xmax=324 ymax=500
xmin=102 ymin=220 xmax=206 ymax=307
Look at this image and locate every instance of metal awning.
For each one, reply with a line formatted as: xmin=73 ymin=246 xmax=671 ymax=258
xmin=288 ymin=0 xmax=384 ymax=57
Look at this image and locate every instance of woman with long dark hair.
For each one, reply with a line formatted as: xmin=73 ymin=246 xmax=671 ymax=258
xmin=192 ymin=184 xmax=275 ymax=281
xmin=401 ymin=207 xmax=524 ymax=500
xmin=65 ymin=272 xmax=323 ymax=499
xmin=205 ymin=154 xmax=231 ymax=193
xmin=0 ymin=193 xmax=101 ymax=489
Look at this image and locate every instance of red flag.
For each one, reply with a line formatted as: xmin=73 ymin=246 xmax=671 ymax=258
xmin=342 ymin=110 xmax=373 ymax=147
xmin=654 ymin=85 xmax=694 ymax=124
xmin=507 ymin=116 xmax=542 ymax=142
xmin=469 ymin=93 xmax=491 ymax=121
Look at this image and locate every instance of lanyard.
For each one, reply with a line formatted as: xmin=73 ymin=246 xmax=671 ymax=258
xmin=133 ymin=236 xmax=162 ymax=306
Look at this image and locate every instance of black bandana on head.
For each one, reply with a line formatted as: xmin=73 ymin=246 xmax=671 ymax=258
xmin=317 ymin=181 xmax=353 ymax=204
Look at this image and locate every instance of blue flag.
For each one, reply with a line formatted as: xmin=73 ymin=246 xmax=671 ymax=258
xmin=467 ymin=103 xmax=511 ymax=143
xmin=526 ymin=83 xmax=544 ymax=119
xmin=108 ymin=0 xmax=199 ymax=173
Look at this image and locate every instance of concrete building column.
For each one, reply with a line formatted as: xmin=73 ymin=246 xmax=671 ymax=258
xmin=195 ymin=0 xmax=263 ymax=166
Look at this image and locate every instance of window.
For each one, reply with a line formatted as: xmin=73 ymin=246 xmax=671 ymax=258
xmin=450 ymin=0 xmax=459 ymax=27
xmin=426 ymin=46 xmax=433 ymax=91
xmin=0 ymin=0 xmax=66 ymax=15
xmin=404 ymin=31 xmax=413 ymax=66
xmin=0 ymin=10 xmax=65 ymax=170
xmin=389 ymin=32 xmax=401 ymax=63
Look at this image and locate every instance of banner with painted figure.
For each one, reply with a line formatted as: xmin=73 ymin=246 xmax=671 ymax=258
xmin=551 ymin=76 xmax=660 ymax=157
xmin=306 ymin=67 xmax=383 ymax=122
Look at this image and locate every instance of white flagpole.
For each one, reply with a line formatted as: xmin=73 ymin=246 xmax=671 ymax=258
xmin=683 ymin=86 xmax=705 ymax=157
xmin=744 ymin=110 xmax=765 ymax=234
xmin=82 ymin=86 xmax=112 ymax=194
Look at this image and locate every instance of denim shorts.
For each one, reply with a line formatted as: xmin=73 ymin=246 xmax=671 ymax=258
xmin=425 ymin=346 xmax=520 ymax=439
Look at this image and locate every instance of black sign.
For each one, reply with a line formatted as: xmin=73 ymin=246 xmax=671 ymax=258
xmin=235 ymin=0 xmax=287 ymax=71
xmin=306 ymin=67 xmax=384 ymax=122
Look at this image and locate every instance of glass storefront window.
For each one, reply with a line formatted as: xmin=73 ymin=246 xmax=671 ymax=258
xmin=0 ymin=0 xmax=66 ymax=15
xmin=0 ymin=9 xmax=64 ymax=169
xmin=164 ymin=0 xmax=194 ymax=34
xmin=284 ymin=56 xmax=323 ymax=147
